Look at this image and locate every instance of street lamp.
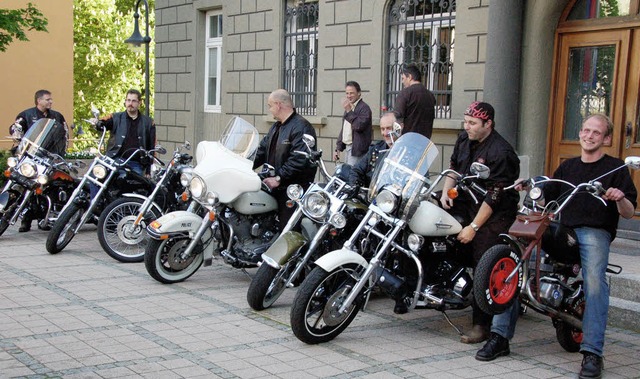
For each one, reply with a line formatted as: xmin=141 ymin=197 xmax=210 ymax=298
xmin=125 ymin=0 xmax=151 ymax=117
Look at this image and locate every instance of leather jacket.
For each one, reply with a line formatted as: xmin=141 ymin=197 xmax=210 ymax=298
xmin=102 ymin=111 xmax=156 ymax=167
xmin=253 ymin=111 xmax=318 ymax=187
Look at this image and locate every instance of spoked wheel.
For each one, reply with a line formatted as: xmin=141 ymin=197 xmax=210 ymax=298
xmin=555 ymin=281 xmax=585 ymax=352
xmin=473 ymin=244 xmax=523 ymax=315
xmin=46 ymin=203 xmax=84 ymax=254
xmin=144 ymin=235 xmax=204 ymax=284
xmin=247 ymin=260 xmax=297 ymax=311
xmin=0 ymin=210 xmax=13 ymax=236
xmin=290 ymin=264 xmax=364 ymax=344
xmin=98 ymin=197 xmax=161 ymax=263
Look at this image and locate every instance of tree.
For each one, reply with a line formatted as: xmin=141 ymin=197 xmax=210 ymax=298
xmin=73 ymin=0 xmax=154 ymax=148
xmin=0 ymin=2 xmax=48 ymax=52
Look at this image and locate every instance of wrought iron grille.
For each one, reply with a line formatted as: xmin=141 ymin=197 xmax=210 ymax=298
xmin=385 ymin=0 xmax=456 ymax=119
xmin=283 ymin=1 xmax=319 ymax=116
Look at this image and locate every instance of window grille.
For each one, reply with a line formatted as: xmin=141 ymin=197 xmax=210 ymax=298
xmin=283 ymin=0 xmax=319 ymax=116
xmin=385 ymin=0 xmax=455 ymax=119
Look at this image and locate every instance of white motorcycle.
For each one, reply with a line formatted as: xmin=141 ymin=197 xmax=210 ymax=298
xmin=144 ymin=116 xmax=280 ymax=284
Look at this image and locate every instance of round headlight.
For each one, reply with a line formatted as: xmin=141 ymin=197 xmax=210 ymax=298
xmin=407 ymin=234 xmax=424 ymax=252
xmin=206 ymin=191 xmax=219 ymax=206
xmin=7 ymin=157 xmax=18 ymax=168
xmin=180 ymin=171 xmax=193 ymax=187
xmin=375 ymin=189 xmax=397 ymax=214
xmin=37 ymin=174 xmax=48 ymax=185
xmin=302 ymin=191 xmax=329 ymax=219
xmin=18 ymin=162 xmax=37 ymax=178
xmin=92 ymin=164 xmax=108 ymax=179
xmin=190 ymin=176 xmax=206 ymax=199
xmin=529 ymin=187 xmax=543 ymax=200
xmin=329 ymin=213 xmax=347 ymax=229
xmin=287 ymin=184 xmax=304 ymax=201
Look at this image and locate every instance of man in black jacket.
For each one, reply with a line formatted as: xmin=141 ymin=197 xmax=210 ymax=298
xmin=253 ymin=89 xmax=317 ymax=229
xmin=334 ymin=81 xmax=372 ymax=165
xmin=93 ymin=89 xmax=156 ymax=176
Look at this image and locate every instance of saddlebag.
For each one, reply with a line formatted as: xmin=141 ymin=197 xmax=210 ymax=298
xmin=509 ymin=212 xmax=550 ymax=240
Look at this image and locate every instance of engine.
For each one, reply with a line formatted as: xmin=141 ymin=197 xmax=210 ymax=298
xmin=223 ymin=209 xmax=278 ymax=267
xmin=538 ymin=276 xmax=569 ymax=308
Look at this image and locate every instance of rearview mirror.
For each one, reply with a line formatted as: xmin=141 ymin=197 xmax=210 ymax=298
xmin=302 ymin=134 xmax=315 ymax=149
xmin=470 ymin=162 xmax=490 ymax=179
xmin=155 ymin=145 xmax=167 ymax=155
xmin=625 ymin=156 xmax=640 ymax=169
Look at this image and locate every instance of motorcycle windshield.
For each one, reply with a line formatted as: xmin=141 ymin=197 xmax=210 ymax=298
xmin=219 ymin=116 xmax=260 ymax=160
xmin=17 ymin=118 xmax=67 ymax=158
xmin=368 ymin=132 xmax=439 ymax=218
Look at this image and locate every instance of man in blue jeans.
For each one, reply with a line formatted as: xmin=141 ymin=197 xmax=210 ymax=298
xmin=475 ymin=114 xmax=637 ymax=379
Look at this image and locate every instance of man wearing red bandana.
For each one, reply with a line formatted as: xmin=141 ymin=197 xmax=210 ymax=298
xmin=440 ymin=101 xmax=520 ymax=344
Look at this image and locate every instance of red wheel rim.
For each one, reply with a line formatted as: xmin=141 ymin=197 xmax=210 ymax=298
xmin=488 ymin=257 xmax=518 ymax=305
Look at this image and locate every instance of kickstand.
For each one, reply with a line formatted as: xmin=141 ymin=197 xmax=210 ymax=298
xmin=441 ymin=310 xmax=463 ymax=336
xmin=241 ymin=268 xmax=253 ymax=279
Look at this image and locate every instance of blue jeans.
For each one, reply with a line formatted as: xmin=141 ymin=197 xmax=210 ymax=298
xmin=492 ymin=227 xmax=611 ymax=356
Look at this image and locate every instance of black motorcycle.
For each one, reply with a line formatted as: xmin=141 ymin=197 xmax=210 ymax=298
xmin=46 ymin=112 xmax=164 ymax=254
xmin=0 ymin=119 xmax=81 ymax=236
xmin=97 ymin=141 xmax=193 ymax=262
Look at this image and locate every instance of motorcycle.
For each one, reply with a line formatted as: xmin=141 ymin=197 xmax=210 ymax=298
xmin=46 ymin=110 xmax=164 ymax=254
xmin=96 ymin=141 xmax=194 ymax=262
xmin=0 ymin=118 xmax=81 ymax=236
xmin=289 ymin=132 xmax=490 ymax=344
xmin=144 ymin=116 xmax=282 ymax=284
xmin=472 ymin=156 xmax=640 ymax=352
xmin=246 ymin=134 xmax=368 ymax=310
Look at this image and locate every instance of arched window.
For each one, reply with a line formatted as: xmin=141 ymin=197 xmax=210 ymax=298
xmin=384 ymin=0 xmax=455 ymax=118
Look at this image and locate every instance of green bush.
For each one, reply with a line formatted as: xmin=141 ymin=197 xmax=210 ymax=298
xmin=0 ymin=150 xmax=13 ymax=187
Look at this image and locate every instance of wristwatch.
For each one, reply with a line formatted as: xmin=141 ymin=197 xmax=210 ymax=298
xmin=470 ymin=222 xmax=480 ymax=232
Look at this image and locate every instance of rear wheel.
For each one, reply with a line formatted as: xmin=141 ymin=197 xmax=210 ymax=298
xmin=46 ymin=203 xmax=83 ymax=254
xmin=290 ymin=265 xmax=364 ymax=344
xmin=555 ymin=281 xmax=585 ymax=352
xmin=144 ymin=236 xmax=204 ymax=284
xmin=98 ymin=197 xmax=161 ymax=263
xmin=473 ymin=245 xmax=523 ymax=315
xmin=247 ymin=261 xmax=296 ymax=311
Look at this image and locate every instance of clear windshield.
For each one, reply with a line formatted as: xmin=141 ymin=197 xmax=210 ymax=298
xmin=17 ymin=118 xmax=67 ymax=158
xmin=220 ymin=116 xmax=260 ymax=160
xmin=369 ymin=132 xmax=439 ymax=217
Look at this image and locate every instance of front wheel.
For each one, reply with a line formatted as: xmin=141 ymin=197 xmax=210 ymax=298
xmin=98 ymin=197 xmax=161 ymax=263
xmin=473 ymin=244 xmax=523 ymax=315
xmin=555 ymin=281 xmax=585 ymax=352
xmin=144 ymin=236 xmax=204 ymax=284
xmin=290 ymin=265 xmax=364 ymax=344
xmin=46 ymin=203 xmax=84 ymax=254
xmin=0 ymin=210 xmax=13 ymax=236
xmin=247 ymin=260 xmax=296 ymax=311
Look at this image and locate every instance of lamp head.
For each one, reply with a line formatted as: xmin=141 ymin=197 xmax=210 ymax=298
xmin=125 ymin=13 xmax=145 ymax=47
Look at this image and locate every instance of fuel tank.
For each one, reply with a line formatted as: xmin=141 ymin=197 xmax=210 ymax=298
xmin=408 ymin=200 xmax=462 ymax=236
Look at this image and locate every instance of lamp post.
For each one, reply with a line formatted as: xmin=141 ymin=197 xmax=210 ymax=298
xmin=125 ymin=0 xmax=151 ymax=117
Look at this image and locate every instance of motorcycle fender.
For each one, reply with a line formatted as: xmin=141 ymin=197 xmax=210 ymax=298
xmin=261 ymin=231 xmax=307 ymax=269
xmin=121 ymin=193 xmax=163 ymax=216
xmin=0 ymin=190 xmax=16 ymax=212
xmin=314 ymin=248 xmax=369 ymax=272
xmin=149 ymin=211 xmax=203 ymax=236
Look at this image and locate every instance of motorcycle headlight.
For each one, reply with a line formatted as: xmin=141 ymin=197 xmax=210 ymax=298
xmin=302 ymin=191 xmax=329 ymax=219
xmin=329 ymin=213 xmax=347 ymax=229
xmin=92 ymin=164 xmax=108 ymax=179
xmin=190 ymin=176 xmax=206 ymax=199
xmin=287 ymin=184 xmax=304 ymax=201
xmin=529 ymin=187 xmax=543 ymax=200
xmin=206 ymin=191 xmax=219 ymax=206
xmin=7 ymin=157 xmax=18 ymax=168
xmin=407 ymin=234 xmax=424 ymax=252
xmin=18 ymin=162 xmax=37 ymax=178
xmin=375 ymin=189 xmax=397 ymax=214
xmin=180 ymin=171 xmax=193 ymax=187
xmin=37 ymin=174 xmax=48 ymax=185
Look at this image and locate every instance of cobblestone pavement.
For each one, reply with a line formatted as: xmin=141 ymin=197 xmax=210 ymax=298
xmin=1 ymin=224 xmax=639 ymax=379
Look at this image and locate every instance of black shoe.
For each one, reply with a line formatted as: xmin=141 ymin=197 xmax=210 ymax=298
xmin=579 ymin=352 xmax=603 ymax=379
xmin=475 ymin=332 xmax=510 ymax=361
xmin=18 ymin=219 xmax=31 ymax=233
xmin=393 ymin=298 xmax=408 ymax=314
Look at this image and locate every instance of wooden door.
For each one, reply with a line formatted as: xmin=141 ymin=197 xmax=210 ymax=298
xmin=547 ymin=28 xmax=640 ymax=215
